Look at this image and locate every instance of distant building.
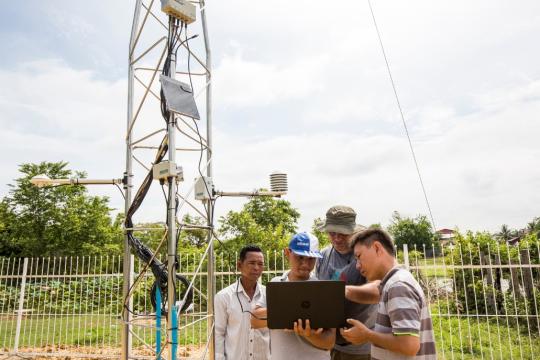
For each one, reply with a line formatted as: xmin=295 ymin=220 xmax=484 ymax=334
xmin=436 ymin=228 xmax=455 ymax=247
xmin=507 ymin=236 xmax=521 ymax=246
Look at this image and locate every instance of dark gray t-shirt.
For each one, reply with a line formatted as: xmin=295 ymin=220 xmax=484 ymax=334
xmin=316 ymin=246 xmax=378 ymax=355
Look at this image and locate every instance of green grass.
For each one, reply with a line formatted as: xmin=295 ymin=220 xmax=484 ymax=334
xmin=410 ymin=255 xmax=449 ymax=278
xmin=0 ymin=315 xmax=121 ymax=350
xmin=2 ymin=313 xmax=539 ymax=359
xmin=434 ymin=315 xmax=540 ymax=360
xmin=0 ymin=314 xmax=207 ymax=351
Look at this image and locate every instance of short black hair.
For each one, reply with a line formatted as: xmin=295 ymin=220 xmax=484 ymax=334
xmin=350 ymin=228 xmax=395 ymax=256
xmin=239 ymin=244 xmax=263 ymax=262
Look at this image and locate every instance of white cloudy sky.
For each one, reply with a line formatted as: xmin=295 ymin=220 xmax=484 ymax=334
xmin=1 ymin=0 xmax=539 ymax=234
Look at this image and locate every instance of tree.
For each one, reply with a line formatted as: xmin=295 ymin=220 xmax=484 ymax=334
xmin=525 ymin=217 xmax=540 ymax=237
xmin=311 ymin=217 xmax=330 ymax=249
xmin=387 ymin=211 xmax=436 ymax=252
xmin=1 ymin=161 xmax=123 ymax=257
xmin=0 ymin=200 xmax=21 ymax=256
xmin=218 ymin=195 xmax=300 ymax=254
xmin=496 ymin=224 xmax=516 ymax=241
xmin=180 ymin=214 xmax=209 ymax=248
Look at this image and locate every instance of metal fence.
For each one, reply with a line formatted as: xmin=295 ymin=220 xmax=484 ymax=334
xmin=1 ymin=243 xmax=539 ymax=359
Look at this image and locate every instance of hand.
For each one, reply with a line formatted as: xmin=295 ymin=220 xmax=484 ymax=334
xmin=340 ymin=318 xmax=370 ymax=345
xmin=293 ymin=319 xmax=323 ymax=338
xmin=251 ymin=306 xmax=267 ymax=319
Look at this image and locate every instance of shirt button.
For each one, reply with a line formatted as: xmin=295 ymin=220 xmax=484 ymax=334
xmin=250 ymin=339 xmax=253 ymax=342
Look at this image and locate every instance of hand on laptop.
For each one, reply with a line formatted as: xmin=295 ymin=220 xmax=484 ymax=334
xmin=340 ymin=318 xmax=370 ymax=345
xmin=289 ymin=318 xmax=336 ymax=350
xmin=292 ymin=319 xmax=323 ymax=338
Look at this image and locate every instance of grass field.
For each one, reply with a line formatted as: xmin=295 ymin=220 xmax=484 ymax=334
xmin=2 ymin=314 xmax=539 ymax=359
xmin=0 ymin=314 xmax=209 ymax=351
xmin=434 ymin=315 xmax=540 ymax=360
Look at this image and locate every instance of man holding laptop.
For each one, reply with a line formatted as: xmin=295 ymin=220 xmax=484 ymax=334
xmin=316 ymin=206 xmax=380 ymax=360
xmin=251 ymin=232 xmax=336 ymax=360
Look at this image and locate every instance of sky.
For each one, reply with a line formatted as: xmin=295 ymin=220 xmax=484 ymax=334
xmin=1 ymin=0 xmax=539 ymax=234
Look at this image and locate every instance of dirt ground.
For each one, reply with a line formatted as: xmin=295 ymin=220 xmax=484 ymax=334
xmin=0 ymin=345 xmax=205 ymax=360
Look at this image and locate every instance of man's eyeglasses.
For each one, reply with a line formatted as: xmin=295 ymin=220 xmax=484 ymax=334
xmin=328 ymin=232 xmax=349 ymax=239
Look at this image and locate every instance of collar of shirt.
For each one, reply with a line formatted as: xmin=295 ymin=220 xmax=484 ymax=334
xmin=279 ymin=270 xmax=318 ymax=282
xmin=235 ymin=278 xmax=262 ymax=300
xmin=378 ymin=266 xmax=402 ymax=293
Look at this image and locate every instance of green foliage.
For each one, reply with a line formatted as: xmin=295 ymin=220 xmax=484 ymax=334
xmin=434 ymin=314 xmax=540 ymax=359
xmin=0 ymin=162 xmax=123 ymax=257
xmin=387 ymin=211 xmax=437 ymax=251
xmin=181 ymin=214 xmax=209 ymax=248
xmin=311 ymin=217 xmax=330 ymax=249
xmin=448 ymin=231 xmax=540 ymax=331
xmin=217 ymin=195 xmax=300 ymax=255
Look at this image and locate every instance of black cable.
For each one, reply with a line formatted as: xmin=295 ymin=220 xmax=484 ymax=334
xmin=160 ymin=182 xmax=168 ymax=204
xmin=235 ymin=278 xmax=267 ymax=320
xmin=114 ymin=183 xmax=126 ymax=200
xmin=183 ymin=23 xmax=212 ymax=211
xmin=123 ymin=16 xmax=193 ymax=319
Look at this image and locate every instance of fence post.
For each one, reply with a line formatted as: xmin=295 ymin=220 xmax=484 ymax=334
xmin=509 ymin=253 xmax=520 ymax=297
xmin=403 ymin=244 xmax=409 ymax=270
xmin=480 ymin=252 xmax=496 ymax=311
xmin=13 ymin=257 xmax=29 ymax=353
xmin=520 ymin=249 xmax=534 ymax=299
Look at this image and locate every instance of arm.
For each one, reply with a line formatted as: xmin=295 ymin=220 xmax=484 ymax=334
xmin=341 ymin=319 xmax=420 ymax=356
xmin=213 ymin=293 xmax=228 ymax=360
xmin=345 ymin=280 xmax=381 ymax=304
xmin=293 ymin=319 xmax=336 ymax=350
xmin=250 ymin=306 xmax=268 ymax=329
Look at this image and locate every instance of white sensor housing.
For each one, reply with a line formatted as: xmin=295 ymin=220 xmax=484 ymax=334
xmin=161 ymin=0 xmax=196 ymax=24
xmin=194 ymin=176 xmax=213 ymax=200
xmin=270 ymin=172 xmax=288 ymax=193
xmin=153 ymin=161 xmax=183 ymax=181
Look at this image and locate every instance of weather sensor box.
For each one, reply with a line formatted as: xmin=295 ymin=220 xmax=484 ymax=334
xmin=153 ymin=161 xmax=183 ymax=181
xmin=194 ymin=176 xmax=213 ymax=200
xmin=161 ymin=0 xmax=196 ymax=24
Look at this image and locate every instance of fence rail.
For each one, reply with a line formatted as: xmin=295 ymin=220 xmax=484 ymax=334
xmin=1 ymin=243 xmax=539 ymax=359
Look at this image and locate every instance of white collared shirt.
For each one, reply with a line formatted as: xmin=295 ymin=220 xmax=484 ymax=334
xmin=214 ymin=279 xmax=270 ymax=360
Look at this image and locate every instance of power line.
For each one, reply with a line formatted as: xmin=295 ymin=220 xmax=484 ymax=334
xmin=367 ymin=0 xmax=437 ymax=230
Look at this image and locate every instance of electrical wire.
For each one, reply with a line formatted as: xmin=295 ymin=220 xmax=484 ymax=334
xmin=235 ymin=278 xmax=267 ymax=320
xmin=124 ymin=17 xmax=193 ymax=320
xmin=367 ymin=0 xmax=437 ymax=230
xmin=114 ymin=183 xmax=126 ymax=200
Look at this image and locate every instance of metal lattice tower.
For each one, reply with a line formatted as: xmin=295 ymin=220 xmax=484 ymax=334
xmin=123 ymin=1 xmax=214 ymax=359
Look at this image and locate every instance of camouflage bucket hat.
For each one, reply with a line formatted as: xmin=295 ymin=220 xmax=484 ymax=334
xmin=319 ymin=205 xmax=364 ymax=235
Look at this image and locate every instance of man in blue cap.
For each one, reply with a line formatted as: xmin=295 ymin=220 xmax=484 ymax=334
xmin=251 ymin=232 xmax=336 ymax=360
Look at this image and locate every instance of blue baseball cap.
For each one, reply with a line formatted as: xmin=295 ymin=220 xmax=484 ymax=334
xmin=288 ymin=232 xmax=323 ymax=258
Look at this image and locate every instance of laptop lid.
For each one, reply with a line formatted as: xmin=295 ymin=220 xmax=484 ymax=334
xmin=266 ymin=280 xmax=345 ymax=329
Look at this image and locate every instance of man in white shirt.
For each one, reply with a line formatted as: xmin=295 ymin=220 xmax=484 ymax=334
xmin=214 ymin=245 xmax=270 ymax=360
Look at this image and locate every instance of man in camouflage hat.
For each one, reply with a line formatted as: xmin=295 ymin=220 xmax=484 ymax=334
xmin=316 ymin=205 xmax=380 ymax=360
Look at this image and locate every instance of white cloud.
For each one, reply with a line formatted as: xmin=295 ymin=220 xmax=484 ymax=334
xmin=2 ymin=0 xmax=540 ymax=237
xmin=0 ymin=59 xmax=126 ymax=208
xmin=214 ymin=51 xmax=327 ymax=108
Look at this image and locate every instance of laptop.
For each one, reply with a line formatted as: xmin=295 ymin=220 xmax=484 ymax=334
xmin=266 ymin=280 xmax=345 ymax=329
